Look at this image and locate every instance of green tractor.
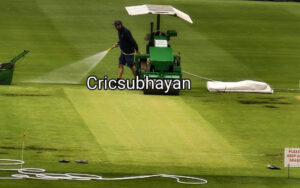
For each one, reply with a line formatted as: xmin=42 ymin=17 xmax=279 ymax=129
xmin=125 ymin=5 xmax=193 ymax=95
xmin=0 ymin=50 xmax=29 ymax=85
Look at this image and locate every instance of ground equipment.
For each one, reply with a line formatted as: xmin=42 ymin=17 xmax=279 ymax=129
xmin=0 ymin=50 xmax=29 ymax=85
xmin=125 ymin=5 xmax=193 ymax=95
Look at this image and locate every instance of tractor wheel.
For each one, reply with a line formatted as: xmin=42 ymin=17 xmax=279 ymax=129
xmin=140 ymin=60 xmax=149 ymax=72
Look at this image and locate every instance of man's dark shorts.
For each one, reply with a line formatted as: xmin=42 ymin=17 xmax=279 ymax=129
xmin=119 ymin=53 xmax=134 ymax=67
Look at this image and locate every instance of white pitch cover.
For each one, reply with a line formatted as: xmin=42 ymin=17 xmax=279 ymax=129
xmin=207 ymin=80 xmax=274 ymax=94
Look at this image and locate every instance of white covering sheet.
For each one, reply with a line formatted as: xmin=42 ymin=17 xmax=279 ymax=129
xmin=207 ymin=80 xmax=273 ymax=94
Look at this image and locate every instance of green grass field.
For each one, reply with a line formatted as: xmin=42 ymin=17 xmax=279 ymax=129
xmin=1 ymin=0 xmax=300 ymax=187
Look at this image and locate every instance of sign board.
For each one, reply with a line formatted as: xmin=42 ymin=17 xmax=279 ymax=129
xmin=284 ymin=148 xmax=300 ymax=167
xmin=155 ymin=39 xmax=168 ymax=47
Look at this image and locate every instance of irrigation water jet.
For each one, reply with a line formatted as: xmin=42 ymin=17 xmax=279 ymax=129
xmin=28 ymin=50 xmax=109 ymax=84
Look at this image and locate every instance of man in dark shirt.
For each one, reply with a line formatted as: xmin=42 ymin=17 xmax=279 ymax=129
xmin=113 ymin=20 xmax=140 ymax=79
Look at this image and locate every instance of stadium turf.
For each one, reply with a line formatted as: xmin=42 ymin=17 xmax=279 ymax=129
xmin=0 ymin=0 xmax=300 ymax=187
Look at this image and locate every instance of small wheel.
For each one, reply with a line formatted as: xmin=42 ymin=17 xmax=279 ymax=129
xmin=140 ymin=60 xmax=149 ymax=72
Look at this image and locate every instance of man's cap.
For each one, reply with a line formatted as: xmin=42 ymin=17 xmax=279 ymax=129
xmin=113 ymin=20 xmax=122 ymax=26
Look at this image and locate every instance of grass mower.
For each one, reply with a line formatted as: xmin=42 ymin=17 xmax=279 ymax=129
xmin=125 ymin=5 xmax=193 ymax=95
xmin=0 ymin=50 xmax=29 ymax=85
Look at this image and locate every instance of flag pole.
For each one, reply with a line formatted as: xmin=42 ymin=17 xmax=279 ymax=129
xmin=21 ymin=133 xmax=26 ymax=169
xmin=288 ymin=164 xmax=290 ymax=179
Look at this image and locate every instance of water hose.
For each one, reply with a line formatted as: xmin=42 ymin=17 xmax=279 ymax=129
xmin=107 ymin=46 xmax=117 ymax=52
xmin=0 ymin=159 xmax=208 ymax=184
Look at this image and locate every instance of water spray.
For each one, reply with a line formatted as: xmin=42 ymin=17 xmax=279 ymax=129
xmin=28 ymin=47 xmax=114 ymax=84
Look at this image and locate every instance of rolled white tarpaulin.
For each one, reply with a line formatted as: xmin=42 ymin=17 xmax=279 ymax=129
xmin=207 ymin=80 xmax=274 ymax=94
